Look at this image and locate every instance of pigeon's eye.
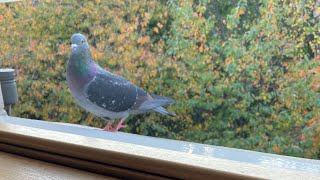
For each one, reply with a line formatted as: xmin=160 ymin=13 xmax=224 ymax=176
xmin=81 ymin=40 xmax=84 ymax=43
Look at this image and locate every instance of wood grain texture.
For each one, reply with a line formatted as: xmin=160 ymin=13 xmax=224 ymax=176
xmin=0 ymin=151 xmax=115 ymax=180
xmin=0 ymin=122 xmax=318 ymax=180
xmin=0 ymin=143 xmax=169 ymax=180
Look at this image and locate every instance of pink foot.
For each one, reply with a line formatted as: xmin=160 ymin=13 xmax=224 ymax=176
xmin=102 ymin=120 xmax=114 ymax=131
xmin=102 ymin=118 xmax=127 ymax=132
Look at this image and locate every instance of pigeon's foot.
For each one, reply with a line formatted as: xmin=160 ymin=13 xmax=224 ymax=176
xmin=102 ymin=120 xmax=114 ymax=131
xmin=113 ymin=118 xmax=127 ymax=131
xmin=102 ymin=118 xmax=127 ymax=132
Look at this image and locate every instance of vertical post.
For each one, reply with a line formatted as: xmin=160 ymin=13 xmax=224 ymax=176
xmin=0 ymin=69 xmax=18 ymax=116
xmin=0 ymin=83 xmax=7 ymax=116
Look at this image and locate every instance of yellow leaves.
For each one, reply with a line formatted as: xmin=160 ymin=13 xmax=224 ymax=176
xmin=148 ymin=69 xmax=157 ymax=78
xmin=91 ymin=47 xmax=104 ymax=60
xmin=298 ymin=70 xmax=307 ymax=77
xmin=118 ymin=46 xmax=124 ymax=52
xmin=29 ymin=39 xmax=38 ymax=50
xmin=157 ymin=22 xmax=163 ymax=29
xmin=309 ymin=66 xmax=320 ymax=91
xmin=307 ymin=116 xmax=320 ymax=153
xmin=289 ymin=61 xmax=320 ymax=92
xmin=225 ymin=57 xmax=235 ymax=65
xmin=86 ymin=114 xmax=95 ymax=124
xmin=117 ymin=34 xmax=126 ymax=42
xmin=139 ymin=50 xmax=146 ymax=61
xmin=107 ymin=32 xmax=117 ymax=43
xmin=258 ymin=32 xmax=264 ymax=37
xmin=284 ymin=98 xmax=292 ymax=108
xmin=146 ymin=58 xmax=157 ymax=68
xmin=154 ymin=22 xmax=163 ymax=33
xmin=164 ymin=11 xmax=168 ymax=18
xmin=119 ymin=25 xmax=129 ymax=34
xmin=268 ymin=1 xmax=273 ymax=13
xmin=315 ymin=7 xmax=320 ymax=17
xmin=272 ymin=144 xmax=281 ymax=154
xmin=137 ymin=36 xmax=150 ymax=45
xmin=266 ymin=124 xmax=273 ymax=131
xmin=308 ymin=117 xmax=320 ymax=128
xmin=47 ymin=54 xmax=55 ymax=61
xmin=236 ymin=8 xmax=245 ymax=18
xmin=140 ymin=12 xmax=151 ymax=28
xmin=223 ymin=19 xmax=226 ymax=24
xmin=92 ymin=26 xmax=105 ymax=36
xmin=57 ymin=43 xmax=68 ymax=55
xmin=87 ymin=1 xmax=94 ymax=9
xmin=154 ymin=27 xmax=159 ymax=33
xmin=144 ymin=12 xmax=150 ymax=19
xmin=198 ymin=43 xmax=205 ymax=52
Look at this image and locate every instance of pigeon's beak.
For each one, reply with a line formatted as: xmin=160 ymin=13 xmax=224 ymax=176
xmin=71 ymin=44 xmax=78 ymax=49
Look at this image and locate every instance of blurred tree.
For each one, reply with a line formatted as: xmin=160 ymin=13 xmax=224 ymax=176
xmin=0 ymin=0 xmax=319 ymax=159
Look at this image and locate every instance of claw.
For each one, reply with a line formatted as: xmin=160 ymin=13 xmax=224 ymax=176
xmin=102 ymin=118 xmax=127 ymax=132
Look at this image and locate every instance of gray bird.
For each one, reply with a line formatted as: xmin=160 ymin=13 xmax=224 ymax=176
xmin=67 ymin=33 xmax=175 ymax=132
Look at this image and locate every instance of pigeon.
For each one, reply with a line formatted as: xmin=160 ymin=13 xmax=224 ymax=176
xmin=66 ymin=33 xmax=176 ymax=132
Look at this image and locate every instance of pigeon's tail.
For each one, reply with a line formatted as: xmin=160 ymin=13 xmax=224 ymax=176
xmin=139 ymin=94 xmax=173 ymax=108
xmin=151 ymin=94 xmax=174 ymax=104
xmin=153 ymin=106 xmax=176 ymax=117
xmin=150 ymin=94 xmax=176 ymax=116
xmin=138 ymin=94 xmax=175 ymax=116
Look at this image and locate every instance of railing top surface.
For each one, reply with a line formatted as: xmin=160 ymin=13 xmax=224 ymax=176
xmin=0 ymin=116 xmax=319 ymax=175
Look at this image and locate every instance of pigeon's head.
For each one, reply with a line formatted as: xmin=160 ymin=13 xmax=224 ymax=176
xmin=70 ymin=33 xmax=89 ymax=54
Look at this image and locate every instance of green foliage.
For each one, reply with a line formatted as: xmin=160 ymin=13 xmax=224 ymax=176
xmin=1 ymin=0 xmax=319 ymax=159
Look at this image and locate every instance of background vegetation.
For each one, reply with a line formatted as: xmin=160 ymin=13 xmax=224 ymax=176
xmin=1 ymin=0 xmax=319 ymax=159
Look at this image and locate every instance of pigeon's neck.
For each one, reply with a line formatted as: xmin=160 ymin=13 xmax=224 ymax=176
xmin=68 ymin=52 xmax=99 ymax=89
xmin=69 ymin=48 xmax=92 ymax=72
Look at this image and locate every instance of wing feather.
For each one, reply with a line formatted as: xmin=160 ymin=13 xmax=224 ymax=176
xmin=85 ymin=72 xmax=148 ymax=112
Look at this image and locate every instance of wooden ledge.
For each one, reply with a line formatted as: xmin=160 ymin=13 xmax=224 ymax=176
xmin=0 ymin=151 xmax=113 ymax=180
xmin=0 ymin=121 xmax=318 ymax=179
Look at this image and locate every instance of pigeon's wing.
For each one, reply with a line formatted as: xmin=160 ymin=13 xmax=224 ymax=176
xmin=84 ymin=72 xmax=150 ymax=113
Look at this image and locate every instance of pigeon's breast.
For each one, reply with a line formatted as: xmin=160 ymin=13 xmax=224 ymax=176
xmin=67 ymin=65 xmax=94 ymax=90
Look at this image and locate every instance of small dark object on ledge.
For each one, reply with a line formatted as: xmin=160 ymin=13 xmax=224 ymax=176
xmin=0 ymin=69 xmax=18 ymax=115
